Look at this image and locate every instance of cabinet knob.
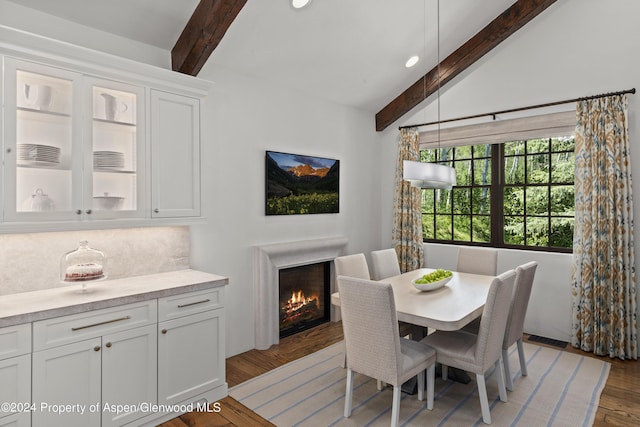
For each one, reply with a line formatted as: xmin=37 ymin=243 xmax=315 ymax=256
xmin=86 ymin=209 xmax=92 ymax=214
xmin=161 ymin=329 xmax=167 ymax=334
xmin=76 ymin=209 xmax=82 ymax=215
xmin=154 ymin=208 xmax=159 ymax=214
xmin=105 ymin=342 xmax=112 ymax=348
xmin=6 ymin=148 xmax=11 ymax=153
xmin=94 ymin=346 xmax=101 ymax=352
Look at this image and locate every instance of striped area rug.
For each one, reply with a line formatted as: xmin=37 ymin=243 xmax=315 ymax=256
xmin=229 ymin=341 xmax=610 ymax=427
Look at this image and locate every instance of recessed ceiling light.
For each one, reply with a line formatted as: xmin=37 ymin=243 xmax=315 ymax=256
xmin=291 ymin=0 xmax=312 ymax=9
xmin=405 ymin=55 xmax=419 ymax=68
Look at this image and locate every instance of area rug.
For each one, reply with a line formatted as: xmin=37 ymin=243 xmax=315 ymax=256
xmin=229 ymin=341 xmax=610 ymax=427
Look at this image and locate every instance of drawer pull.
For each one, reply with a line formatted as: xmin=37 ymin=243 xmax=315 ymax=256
xmin=71 ymin=316 xmax=131 ymax=331
xmin=177 ymin=299 xmax=210 ymax=308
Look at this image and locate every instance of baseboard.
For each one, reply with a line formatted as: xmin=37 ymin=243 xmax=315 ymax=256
xmin=527 ymin=335 xmax=568 ymax=348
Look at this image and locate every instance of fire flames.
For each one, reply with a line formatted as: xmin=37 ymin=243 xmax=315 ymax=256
xmin=283 ymin=290 xmax=319 ymax=315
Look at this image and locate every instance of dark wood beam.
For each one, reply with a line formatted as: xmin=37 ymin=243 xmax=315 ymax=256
xmin=375 ymin=0 xmax=557 ymax=132
xmin=172 ymin=0 xmax=247 ymax=76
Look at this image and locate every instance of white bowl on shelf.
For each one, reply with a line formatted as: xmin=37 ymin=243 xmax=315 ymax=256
xmin=93 ymin=193 xmax=124 ymax=210
xmin=411 ymin=275 xmax=452 ymax=292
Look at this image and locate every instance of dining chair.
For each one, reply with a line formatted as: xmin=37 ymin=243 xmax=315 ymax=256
xmin=456 ymin=247 xmax=498 ymax=276
xmin=420 ymin=270 xmax=516 ymax=425
xmin=338 ymin=275 xmax=436 ymax=427
xmin=370 ymin=248 xmax=401 ymax=280
xmin=334 ymin=253 xmax=370 ymax=279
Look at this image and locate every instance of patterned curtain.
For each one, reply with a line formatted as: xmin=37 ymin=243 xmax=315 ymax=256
xmin=571 ymin=94 xmax=637 ymax=360
xmin=392 ymin=128 xmax=424 ymax=272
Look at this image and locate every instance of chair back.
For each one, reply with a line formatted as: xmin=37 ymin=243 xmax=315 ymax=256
xmin=504 ymin=261 xmax=537 ymax=349
xmin=475 ymin=270 xmax=516 ymax=371
xmin=370 ymin=248 xmax=401 ymax=280
xmin=456 ymin=247 xmax=498 ymax=276
xmin=337 ymin=275 xmax=401 ymax=385
xmin=334 ymin=253 xmax=370 ymax=279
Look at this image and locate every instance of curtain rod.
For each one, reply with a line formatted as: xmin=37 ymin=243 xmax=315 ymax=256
xmin=398 ymin=88 xmax=636 ymax=130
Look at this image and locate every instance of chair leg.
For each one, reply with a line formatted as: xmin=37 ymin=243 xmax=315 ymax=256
xmin=377 ymin=380 xmax=383 ymax=390
xmin=426 ymin=364 xmax=435 ymax=410
xmin=495 ymin=357 xmax=508 ymax=402
xmin=517 ymin=338 xmax=528 ymax=377
xmin=476 ymin=374 xmax=491 ymax=424
xmin=417 ymin=371 xmax=425 ymax=401
xmin=391 ymin=386 xmax=402 ymax=427
xmin=344 ymin=368 xmax=354 ymax=418
xmin=503 ymin=348 xmax=514 ymax=392
xmin=442 ymin=364 xmax=448 ymax=381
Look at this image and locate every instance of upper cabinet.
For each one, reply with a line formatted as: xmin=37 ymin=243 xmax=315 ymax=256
xmin=0 ymin=27 xmax=210 ymax=232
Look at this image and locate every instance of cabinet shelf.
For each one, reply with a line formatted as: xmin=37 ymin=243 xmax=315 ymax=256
xmin=17 ymin=106 xmax=70 ymax=118
xmin=93 ymin=168 xmax=136 ymax=175
xmin=17 ymin=162 xmax=68 ymax=171
xmin=93 ymin=117 xmax=136 ymax=127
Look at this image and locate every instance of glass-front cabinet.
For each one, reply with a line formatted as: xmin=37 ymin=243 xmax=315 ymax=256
xmin=3 ymin=58 xmax=144 ymax=222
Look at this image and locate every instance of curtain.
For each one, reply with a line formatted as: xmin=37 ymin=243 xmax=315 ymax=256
xmin=392 ymin=128 xmax=424 ymax=272
xmin=571 ymin=94 xmax=637 ymax=359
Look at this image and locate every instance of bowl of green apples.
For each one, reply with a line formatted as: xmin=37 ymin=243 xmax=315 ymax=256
xmin=412 ymin=269 xmax=453 ymax=291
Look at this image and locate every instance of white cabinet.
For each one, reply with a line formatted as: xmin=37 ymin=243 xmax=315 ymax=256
xmin=0 ymin=324 xmax=31 ymax=426
xmin=31 ymin=301 xmax=157 ymax=427
xmin=150 ymin=90 xmax=201 ymax=218
xmin=2 ymin=58 xmax=145 ymax=222
xmin=158 ymin=289 xmax=225 ymax=405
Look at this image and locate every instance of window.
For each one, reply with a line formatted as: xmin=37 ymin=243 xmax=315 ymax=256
xmin=420 ymin=135 xmax=575 ymax=252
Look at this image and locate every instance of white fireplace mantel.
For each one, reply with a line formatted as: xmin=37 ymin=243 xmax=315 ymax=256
xmin=253 ymin=236 xmax=348 ymax=349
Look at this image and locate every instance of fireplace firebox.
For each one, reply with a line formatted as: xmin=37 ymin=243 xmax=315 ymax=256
xmin=279 ymin=261 xmax=330 ymax=338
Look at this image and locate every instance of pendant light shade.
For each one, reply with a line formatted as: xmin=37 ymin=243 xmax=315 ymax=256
xmin=403 ymin=160 xmax=457 ymax=189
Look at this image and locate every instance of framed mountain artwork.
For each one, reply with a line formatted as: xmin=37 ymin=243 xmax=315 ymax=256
xmin=265 ymin=151 xmax=339 ymax=215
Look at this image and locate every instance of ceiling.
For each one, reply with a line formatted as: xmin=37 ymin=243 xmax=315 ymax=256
xmin=8 ymin=0 xmax=519 ymax=114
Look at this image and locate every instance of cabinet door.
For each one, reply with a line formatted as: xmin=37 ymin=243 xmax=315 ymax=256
xmin=0 ymin=413 xmax=30 ymax=427
xmin=0 ymin=355 xmax=30 ymax=419
xmin=32 ymin=338 xmax=101 ymax=427
xmin=158 ymin=308 xmax=225 ymax=405
xmin=101 ymin=325 xmax=157 ymax=427
xmin=150 ymin=90 xmax=201 ymax=218
xmin=3 ymin=57 xmax=83 ymax=222
xmin=84 ymin=78 xmax=146 ymax=220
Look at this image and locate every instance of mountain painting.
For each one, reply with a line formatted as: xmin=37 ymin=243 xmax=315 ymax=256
xmin=266 ymin=151 xmax=339 ymax=215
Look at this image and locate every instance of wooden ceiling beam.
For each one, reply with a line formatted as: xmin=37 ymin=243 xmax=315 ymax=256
xmin=375 ymin=0 xmax=558 ymax=132
xmin=171 ymin=0 xmax=247 ymax=76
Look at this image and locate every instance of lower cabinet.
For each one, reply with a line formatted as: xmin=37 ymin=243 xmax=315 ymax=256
xmin=0 ymin=324 xmax=31 ymax=426
xmin=0 ymin=413 xmax=31 ymax=427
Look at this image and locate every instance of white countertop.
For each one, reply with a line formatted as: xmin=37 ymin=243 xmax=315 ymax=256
xmin=0 ymin=269 xmax=228 ymax=327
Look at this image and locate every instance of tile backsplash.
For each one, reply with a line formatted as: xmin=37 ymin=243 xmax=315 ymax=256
xmin=0 ymin=226 xmax=190 ymax=295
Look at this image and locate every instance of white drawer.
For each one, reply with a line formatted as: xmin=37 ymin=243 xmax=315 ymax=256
xmin=0 ymin=324 xmax=31 ymax=360
xmin=158 ymin=288 xmax=222 ymax=322
xmin=33 ymin=300 xmax=157 ymax=351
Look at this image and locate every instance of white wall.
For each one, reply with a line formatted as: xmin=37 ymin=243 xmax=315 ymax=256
xmin=379 ymin=0 xmax=640 ymax=342
xmin=190 ymin=65 xmax=383 ymax=356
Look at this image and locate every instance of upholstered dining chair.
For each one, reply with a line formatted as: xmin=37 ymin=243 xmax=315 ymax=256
xmin=456 ymin=247 xmax=498 ymax=276
xmin=420 ymin=270 xmax=516 ymax=425
xmin=334 ymin=253 xmax=370 ymax=280
xmin=338 ymin=275 xmax=436 ymax=427
xmin=370 ymin=248 xmax=402 ymax=280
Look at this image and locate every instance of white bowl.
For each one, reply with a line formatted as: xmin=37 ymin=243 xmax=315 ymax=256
xmin=93 ymin=195 xmax=124 ymax=210
xmin=412 ymin=275 xmax=452 ymax=292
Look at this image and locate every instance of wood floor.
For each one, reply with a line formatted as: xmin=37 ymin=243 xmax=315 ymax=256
xmin=159 ymin=321 xmax=639 ymax=427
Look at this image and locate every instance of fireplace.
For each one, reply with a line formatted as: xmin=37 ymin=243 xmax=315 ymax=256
xmin=279 ymin=262 xmax=330 ymax=338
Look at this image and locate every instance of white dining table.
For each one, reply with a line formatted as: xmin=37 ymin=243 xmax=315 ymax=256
xmin=331 ymin=268 xmax=495 ymax=332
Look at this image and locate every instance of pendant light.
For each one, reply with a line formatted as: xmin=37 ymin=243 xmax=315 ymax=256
xmin=403 ymin=0 xmax=457 ymax=190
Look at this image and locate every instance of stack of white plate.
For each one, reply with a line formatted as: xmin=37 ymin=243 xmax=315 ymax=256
xmin=17 ymin=144 xmax=60 ymax=167
xmin=93 ymin=151 xmax=124 ymax=170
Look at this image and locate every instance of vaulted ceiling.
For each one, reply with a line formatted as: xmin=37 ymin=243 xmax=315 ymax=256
xmin=7 ymin=0 xmax=558 ymax=130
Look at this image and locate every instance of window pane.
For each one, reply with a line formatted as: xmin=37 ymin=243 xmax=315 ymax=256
xmin=504 ymin=216 xmax=524 ymax=245
xmin=526 ymin=186 xmax=548 ymax=215
xmin=527 ymin=154 xmax=549 ymax=184
xmin=473 ymin=144 xmax=492 ymax=158
xmin=550 ymin=217 xmax=574 ymax=248
xmin=526 ymin=216 xmax=549 ymax=246
xmin=550 ymin=185 xmax=574 ymax=215
xmin=504 ymin=141 xmax=524 ymax=156
xmin=422 ymin=189 xmax=435 ymax=213
xmin=455 ymin=145 xmax=472 ymax=160
xmin=551 ymin=151 xmax=575 ymax=183
xmin=472 ymin=187 xmax=490 ymax=214
xmin=435 ymin=189 xmax=451 ymax=214
xmin=422 ymin=215 xmax=435 ymax=239
xmin=527 ymin=138 xmax=550 ymax=154
xmin=551 ymin=136 xmax=575 ymax=152
xmin=504 ymin=155 xmax=524 ymax=184
xmin=453 ymin=188 xmax=470 ymax=214
xmin=453 ymin=215 xmax=471 ymax=242
xmin=421 ymin=150 xmax=436 ymax=163
xmin=435 ymin=215 xmax=452 ymax=240
xmin=438 ymin=147 xmax=453 ymax=162
xmin=472 ymin=216 xmax=491 ymax=243
xmin=473 ymin=158 xmax=491 ymax=185
xmin=504 ymin=186 xmax=524 ymax=215
xmin=455 ymin=160 xmax=472 ymax=186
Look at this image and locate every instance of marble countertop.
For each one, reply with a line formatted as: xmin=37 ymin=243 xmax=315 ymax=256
xmin=0 ymin=269 xmax=228 ymax=327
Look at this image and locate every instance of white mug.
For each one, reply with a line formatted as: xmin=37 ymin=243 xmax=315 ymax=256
xmin=24 ymin=84 xmax=53 ymax=110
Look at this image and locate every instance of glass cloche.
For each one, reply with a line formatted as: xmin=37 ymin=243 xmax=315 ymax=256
xmin=60 ymin=240 xmax=106 ymax=285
